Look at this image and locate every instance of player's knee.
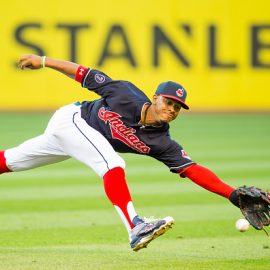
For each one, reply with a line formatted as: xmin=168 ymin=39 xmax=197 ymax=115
xmin=100 ymin=155 xmax=125 ymax=178
xmin=114 ymin=155 xmax=125 ymax=170
xmin=108 ymin=155 xmax=126 ymax=172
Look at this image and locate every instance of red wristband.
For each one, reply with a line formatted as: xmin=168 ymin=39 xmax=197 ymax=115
xmin=75 ymin=66 xmax=88 ymax=83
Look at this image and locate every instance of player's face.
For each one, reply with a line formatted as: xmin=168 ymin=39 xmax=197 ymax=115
xmin=153 ymin=95 xmax=181 ymax=123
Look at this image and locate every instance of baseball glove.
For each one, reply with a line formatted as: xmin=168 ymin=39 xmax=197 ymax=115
xmin=237 ymin=186 xmax=270 ymax=230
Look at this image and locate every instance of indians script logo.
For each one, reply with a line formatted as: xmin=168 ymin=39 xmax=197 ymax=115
xmin=98 ymin=107 xmax=150 ymax=154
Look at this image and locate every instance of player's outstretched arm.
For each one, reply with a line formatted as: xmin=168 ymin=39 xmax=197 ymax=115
xmin=181 ymin=164 xmax=235 ymax=199
xmin=182 ymin=164 xmax=270 ymax=231
xmin=17 ymin=54 xmax=79 ymax=79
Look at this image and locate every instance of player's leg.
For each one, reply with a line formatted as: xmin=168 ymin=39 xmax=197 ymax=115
xmin=0 ymin=107 xmax=74 ymax=174
xmin=1 ymin=134 xmax=69 ymax=173
xmin=51 ymin=104 xmax=138 ymax=230
xmin=53 ymin=104 xmax=174 ymax=251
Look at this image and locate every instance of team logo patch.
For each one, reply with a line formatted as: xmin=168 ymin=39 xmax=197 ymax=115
xmin=176 ymin=88 xmax=184 ymax=97
xmin=181 ymin=150 xmax=191 ymax=160
xmin=98 ymin=107 xmax=150 ymax=154
xmin=95 ymin=73 xmax=106 ymax=84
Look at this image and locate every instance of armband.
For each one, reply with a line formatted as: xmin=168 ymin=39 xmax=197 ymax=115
xmin=75 ymin=66 xmax=88 ymax=83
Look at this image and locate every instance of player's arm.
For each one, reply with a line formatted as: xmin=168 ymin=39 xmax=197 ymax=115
xmin=180 ymin=164 xmax=238 ymax=205
xmin=158 ymin=140 xmax=237 ymax=202
xmin=17 ymin=54 xmax=79 ymax=79
xmin=157 ymin=140 xmax=236 ymax=202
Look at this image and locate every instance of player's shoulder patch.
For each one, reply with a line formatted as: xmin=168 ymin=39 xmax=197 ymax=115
xmin=94 ymin=73 xmax=106 ymax=84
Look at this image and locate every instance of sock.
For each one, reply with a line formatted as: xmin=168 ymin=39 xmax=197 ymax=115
xmin=103 ymin=167 xmax=138 ymax=232
xmin=181 ymin=164 xmax=235 ymax=198
xmin=0 ymin=151 xmax=11 ymax=174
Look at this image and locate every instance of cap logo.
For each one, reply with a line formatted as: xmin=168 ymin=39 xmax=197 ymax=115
xmin=176 ymin=88 xmax=184 ymax=97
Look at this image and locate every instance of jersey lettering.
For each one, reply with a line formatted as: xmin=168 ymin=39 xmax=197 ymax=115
xmin=98 ymin=107 xmax=150 ymax=154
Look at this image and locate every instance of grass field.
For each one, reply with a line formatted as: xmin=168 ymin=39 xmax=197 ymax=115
xmin=0 ymin=112 xmax=270 ymax=270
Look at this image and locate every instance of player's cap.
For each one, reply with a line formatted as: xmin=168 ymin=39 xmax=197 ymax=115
xmin=155 ymin=81 xmax=189 ymax=110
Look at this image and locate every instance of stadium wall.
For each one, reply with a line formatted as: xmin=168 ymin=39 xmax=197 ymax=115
xmin=1 ymin=0 xmax=270 ymax=111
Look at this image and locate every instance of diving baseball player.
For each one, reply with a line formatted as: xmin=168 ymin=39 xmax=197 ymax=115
xmin=0 ymin=54 xmax=269 ymax=251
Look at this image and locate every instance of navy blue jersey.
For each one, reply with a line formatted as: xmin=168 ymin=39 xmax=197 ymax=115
xmin=77 ymin=68 xmax=195 ymax=173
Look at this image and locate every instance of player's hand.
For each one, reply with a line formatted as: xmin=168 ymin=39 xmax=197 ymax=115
xmin=17 ymin=54 xmax=44 ymax=70
xmin=236 ymin=186 xmax=270 ymax=230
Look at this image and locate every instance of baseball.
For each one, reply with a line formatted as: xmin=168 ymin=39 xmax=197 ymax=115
xmin=235 ymin=218 xmax=250 ymax=232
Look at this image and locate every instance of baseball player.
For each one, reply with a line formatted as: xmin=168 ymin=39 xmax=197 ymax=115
xmin=0 ymin=54 xmax=269 ymax=251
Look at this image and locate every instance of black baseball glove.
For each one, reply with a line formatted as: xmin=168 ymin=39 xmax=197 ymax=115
xmin=231 ymin=186 xmax=270 ymax=230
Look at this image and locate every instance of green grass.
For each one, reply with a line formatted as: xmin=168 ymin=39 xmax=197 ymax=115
xmin=0 ymin=112 xmax=270 ymax=269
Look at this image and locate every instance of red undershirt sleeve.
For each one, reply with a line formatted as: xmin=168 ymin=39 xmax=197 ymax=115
xmin=181 ymin=164 xmax=235 ymax=199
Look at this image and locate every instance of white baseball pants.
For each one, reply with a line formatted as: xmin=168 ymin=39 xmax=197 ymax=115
xmin=5 ymin=103 xmax=125 ymax=177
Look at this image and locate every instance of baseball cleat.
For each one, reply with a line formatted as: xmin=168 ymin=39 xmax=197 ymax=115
xmin=129 ymin=216 xmax=174 ymax=252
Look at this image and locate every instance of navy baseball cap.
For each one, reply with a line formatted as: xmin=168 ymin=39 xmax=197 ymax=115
xmin=155 ymin=81 xmax=189 ymax=110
